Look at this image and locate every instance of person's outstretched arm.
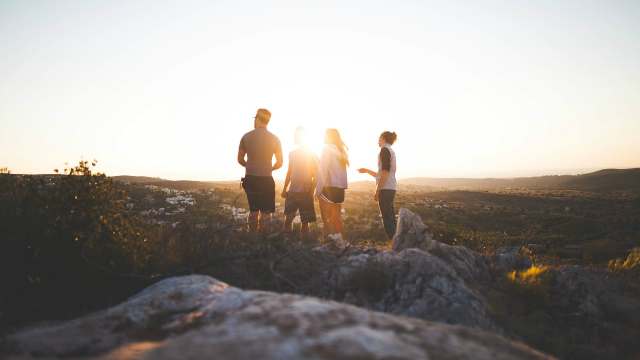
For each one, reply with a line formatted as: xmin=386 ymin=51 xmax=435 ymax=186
xmin=358 ymin=168 xmax=377 ymax=178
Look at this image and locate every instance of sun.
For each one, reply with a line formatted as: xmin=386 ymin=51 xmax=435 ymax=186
xmin=279 ymin=125 xmax=326 ymax=160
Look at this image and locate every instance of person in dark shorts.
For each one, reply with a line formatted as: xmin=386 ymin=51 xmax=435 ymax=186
xmin=237 ymin=108 xmax=283 ymax=232
xmin=358 ymin=131 xmax=398 ymax=240
xmin=316 ymin=129 xmax=349 ymax=247
xmin=281 ymin=127 xmax=318 ymax=234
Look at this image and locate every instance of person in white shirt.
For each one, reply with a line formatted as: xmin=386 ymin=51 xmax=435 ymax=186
xmin=316 ymin=129 xmax=349 ymax=246
xmin=358 ymin=131 xmax=398 ymax=240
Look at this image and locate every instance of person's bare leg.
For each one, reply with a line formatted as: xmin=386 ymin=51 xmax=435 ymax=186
xmin=283 ymin=214 xmax=294 ymax=233
xmin=260 ymin=212 xmax=273 ymax=234
xmin=319 ymin=199 xmax=333 ymax=236
xmin=249 ymin=211 xmax=259 ymax=232
xmin=333 ymin=204 xmax=344 ymax=235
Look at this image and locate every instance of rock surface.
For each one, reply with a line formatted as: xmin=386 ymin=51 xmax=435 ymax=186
xmin=2 ymin=275 xmax=552 ymax=360
xmin=392 ymin=208 xmax=492 ymax=282
xmin=316 ymin=208 xmax=498 ymax=332
xmin=545 ymin=265 xmax=640 ymax=325
xmin=392 ymin=208 xmax=437 ymax=252
xmin=320 ymin=248 xmax=499 ymax=332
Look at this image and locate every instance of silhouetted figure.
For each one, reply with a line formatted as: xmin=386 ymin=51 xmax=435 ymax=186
xmin=359 ymin=131 xmax=398 ymax=240
xmin=281 ymin=127 xmax=319 ymax=235
xmin=316 ymin=129 xmax=349 ymax=247
xmin=238 ymin=108 xmax=283 ymax=232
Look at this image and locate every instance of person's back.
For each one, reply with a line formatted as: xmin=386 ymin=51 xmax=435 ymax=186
xmin=288 ymin=147 xmax=318 ymax=193
xmin=240 ymin=128 xmax=281 ymax=177
xmin=237 ymin=108 xmax=283 ymax=233
xmin=282 ymin=129 xmax=318 ymax=234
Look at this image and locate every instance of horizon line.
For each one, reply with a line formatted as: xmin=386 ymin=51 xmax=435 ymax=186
xmin=103 ymin=166 xmax=640 ymax=182
xmin=7 ymin=167 xmax=640 ymax=182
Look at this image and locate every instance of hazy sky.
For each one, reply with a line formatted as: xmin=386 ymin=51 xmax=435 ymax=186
xmin=1 ymin=0 xmax=639 ymax=180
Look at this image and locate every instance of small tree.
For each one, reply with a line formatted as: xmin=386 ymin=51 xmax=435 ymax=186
xmin=0 ymin=160 xmax=150 ymax=326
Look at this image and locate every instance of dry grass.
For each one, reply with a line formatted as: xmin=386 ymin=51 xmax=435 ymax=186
xmin=609 ymin=247 xmax=640 ymax=272
xmin=507 ymin=265 xmax=549 ymax=283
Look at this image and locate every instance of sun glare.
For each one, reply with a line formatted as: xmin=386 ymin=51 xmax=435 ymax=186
xmin=278 ymin=124 xmax=328 ymax=163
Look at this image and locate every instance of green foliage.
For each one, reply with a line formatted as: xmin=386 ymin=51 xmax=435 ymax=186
xmin=490 ymin=268 xmax=574 ymax=358
xmin=0 ymin=161 xmax=149 ymax=328
xmin=609 ymin=247 xmax=640 ymax=294
xmin=402 ymin=190 xmax=639 ymax=263
xmin=505 ymin=265 xmax=553 ymax=307
xmin=609 ymin=247 xmax=640 ymax=272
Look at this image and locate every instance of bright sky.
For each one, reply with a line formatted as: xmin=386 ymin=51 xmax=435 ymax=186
xmin=1 ymin=0 xmax=639 ymax=181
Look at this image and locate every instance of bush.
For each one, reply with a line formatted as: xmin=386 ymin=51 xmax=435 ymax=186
xmin=609 ymin=247 xmax=640 ymax=273
xmin=609 ymin=247 xmax=640 ymax=293
xmin=504 ymin=265 xmax=553 ymax=311
xmin=0 ymin=161 xmax=150 ymax=329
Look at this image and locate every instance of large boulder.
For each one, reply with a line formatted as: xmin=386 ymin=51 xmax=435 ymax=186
xmin=313 ymin=209 xmax=498 ymax=332
xmin=321 ymin=249 xmax=499 ymax=332
xmin=2 ymin=275 xmax=552 ymax=360
xmin=392 ymin=208 xmax=437 ymax=252
xmin=392 ymin=208 xmax=491 ymax=283
xmin=545 ymin=266 xmax=640 ymax=324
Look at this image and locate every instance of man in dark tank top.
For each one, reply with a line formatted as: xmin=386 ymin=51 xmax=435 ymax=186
xmin=237 ymin=108 xmax=283 ymax=232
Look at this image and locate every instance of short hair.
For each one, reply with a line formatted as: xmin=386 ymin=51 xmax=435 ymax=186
xmin=380 ymin=131 xmax=398 ymax=145
xmin=255 ymin=108 xmax=271 ymax=124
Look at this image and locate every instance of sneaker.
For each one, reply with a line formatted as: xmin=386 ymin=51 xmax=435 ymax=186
xmin=328 ymin=233 xmax=348 ymax=249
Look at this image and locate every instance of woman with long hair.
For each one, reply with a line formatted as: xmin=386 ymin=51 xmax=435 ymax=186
xmin=358 ymin=131 xmax=398 ymax=241
xmin=316 ymin=128 xmax=349 ymax=247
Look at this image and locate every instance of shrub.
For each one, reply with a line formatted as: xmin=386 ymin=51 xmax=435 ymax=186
xmin=507 ymin=265 xmax=549 ymax=284
xmin=609 ymin=247 xmax=640 ymax=273
xmin=505 ymin=265 xmax=553 ymax=309
xmin=609 ymin=247 xmax=640 ymax=293
xmin=0 ymin=161 xmax=150 ymax=328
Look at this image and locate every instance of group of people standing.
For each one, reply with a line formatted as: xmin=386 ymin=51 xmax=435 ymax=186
xmin=237 ymin=108 xmax=398 ymax=245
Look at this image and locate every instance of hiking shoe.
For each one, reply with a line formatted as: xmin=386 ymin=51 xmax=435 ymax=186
xmin=328 ymin=233 xmax=348 ymax=249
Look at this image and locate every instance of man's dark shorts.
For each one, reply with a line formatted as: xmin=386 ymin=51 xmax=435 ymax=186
xmin=242 ymin=175 xmax=275 ymax=213
xmin=284 ymin=192 xmax=317 ymax=223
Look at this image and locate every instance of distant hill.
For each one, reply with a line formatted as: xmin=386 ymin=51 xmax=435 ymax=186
xmin=112 ymin=168 xmax=640 ymax=194
xmin=111 ymin=176 xmax=164 ymax=183
xmin=402 ymin=168 xmax=640 ymax=193
xmin=560 ymin=168 xmax=640 ymax=192
xmin=112 ymin=176 xmax=239 ymax=191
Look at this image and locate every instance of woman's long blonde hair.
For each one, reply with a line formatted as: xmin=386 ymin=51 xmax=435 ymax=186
xmin=325 ymin=128 xmax=349 ymax=167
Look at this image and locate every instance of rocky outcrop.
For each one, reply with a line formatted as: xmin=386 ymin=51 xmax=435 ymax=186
xmin=392 ymin=208 xmax=492 ymax=282
xmin=320 ymin=248 xmax=499 ymax=332
xmin=544 ymin=266 xmax=640 ymax=324
xmin=314 ymin=208 xmax=498 ymax=332
xmin=2 ymin=275 xmax=552 ymax=360
xmin=392 ymin=208 xmax=437 ymax=252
